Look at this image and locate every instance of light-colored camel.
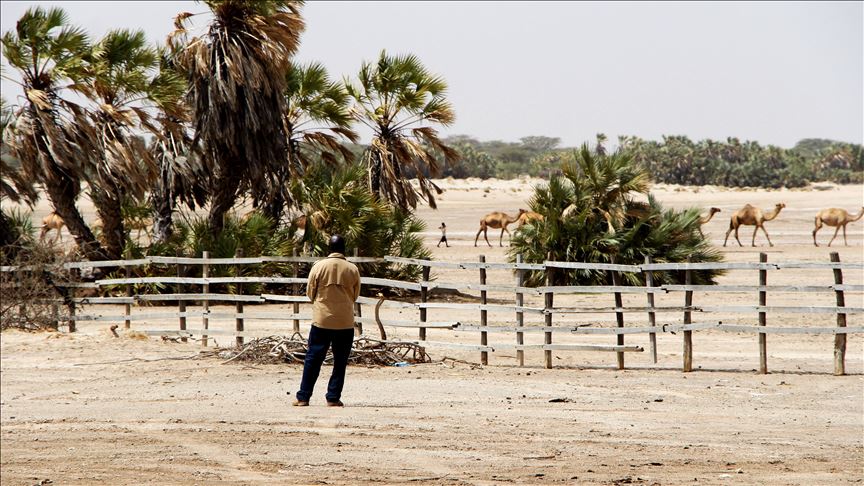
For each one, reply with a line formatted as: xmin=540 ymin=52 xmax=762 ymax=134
xmin=698 ymin=207 xmax=721 ymax=236
xmin=723 ymin=203 xmax=785 ymax=247
xmin=39 ymin=213 xmax=65 ymax=243
xmin=474 ymin=210 xmax=521 ymax=247
xmin=127 ymin=216 xmax=153 ymax=240
xmin=812 ymin=207 xmax=864 ymax=247
xmin=516 ymin=210 xmax=544 ymax=229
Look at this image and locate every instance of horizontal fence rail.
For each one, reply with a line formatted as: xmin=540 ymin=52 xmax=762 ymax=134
xmin=2 ymin=251 xmax=862 ymax=375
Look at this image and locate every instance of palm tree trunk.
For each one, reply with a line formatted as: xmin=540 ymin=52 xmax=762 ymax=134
xmin=208 ymin=173 xmax=240 ymax=235
xmin=0 ymin=210 xmax=14 ymax=252
xmin=369 ymin=151 xmax=382 ymax=196
xmin=90 ymin=189 xmax=125 ymax=260
xmin=43 ymin=176 xmax=107 ymax=260
xmin=151 ymin=168 xmax=174 ymax=244
xmin=261 ymin=190 xmax=285 ymax=224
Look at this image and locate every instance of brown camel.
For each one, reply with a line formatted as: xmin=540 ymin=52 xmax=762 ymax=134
xmin=812 ymin=207 xmax=864 ymax=247
xmin=516 ymin=210 xmax=544 ymax=229
xmin=723 ymin=203 xmax=785 ymax=247
xmin=474 ymin=210 xmax=521 ymax=247
xmin=292 ymin=214 xmax=307 ymax=230
xmin=698 ymin=207 xmax=721 ymax=236
xmin=39 ymin=213 xmax=65 ymax=243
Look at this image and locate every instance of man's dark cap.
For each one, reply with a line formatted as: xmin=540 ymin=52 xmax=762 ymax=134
xmin=329 ymin=234 xmax=346 ymax=254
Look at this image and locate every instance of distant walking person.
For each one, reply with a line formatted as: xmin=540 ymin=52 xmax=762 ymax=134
xmin=294 ymin=235 xmax=361 ymax=407
xmin=437 ymin=222 xmax=450 ymax=248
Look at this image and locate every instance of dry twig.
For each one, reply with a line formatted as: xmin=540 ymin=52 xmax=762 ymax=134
xmin=215 ymin=333 xmax=431 ymax=367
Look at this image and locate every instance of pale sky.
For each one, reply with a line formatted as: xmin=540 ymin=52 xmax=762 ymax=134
xmin=1 ymin=1 xmax=862 ymax=148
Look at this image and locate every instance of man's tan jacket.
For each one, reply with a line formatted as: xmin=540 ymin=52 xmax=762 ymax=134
xmin=306 ymin=253 xmax=361 ymax=330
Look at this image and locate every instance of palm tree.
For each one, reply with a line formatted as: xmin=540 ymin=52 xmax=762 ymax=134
xmin=169 ymin=0 xmax=305 ymax=235
xmin=509 ymin=143 xmax=721 ymax=286
xmin=261 ymin=62 xmax=358 ymax=223
xmin=149 ymin=54 xmax=206 ymax=243
xmin=346 ymin=50 xmax=459 ymax=210
xmin=79 ymin=29 xmax=183 ymax=258
xmin=289 ymin=162 xmax=430 ymax=282
xmin=1 ymin=7 xmax=107 ymax=259
xmin=1 ymin=96 xmax=39 ymax=250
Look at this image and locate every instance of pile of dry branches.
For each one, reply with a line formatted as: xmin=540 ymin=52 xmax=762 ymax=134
xmin=219 ymin=333 xmax=431 ymax=367
xmin=0 ymin=245 xmax=76 ymax=331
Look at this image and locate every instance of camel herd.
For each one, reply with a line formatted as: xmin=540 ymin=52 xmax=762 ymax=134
xmin=472 ymin=205 xmax=864 ymax=248
xmin=30 ymin=204 xmax=864 ymax=249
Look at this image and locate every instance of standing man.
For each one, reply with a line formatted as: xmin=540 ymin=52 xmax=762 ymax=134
xmin=294 ymin=235 xmax=361 ymax=407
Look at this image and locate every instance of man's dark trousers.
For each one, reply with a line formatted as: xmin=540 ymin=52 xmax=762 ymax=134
xmin=296 ymin=326 xmax=354 ymax=403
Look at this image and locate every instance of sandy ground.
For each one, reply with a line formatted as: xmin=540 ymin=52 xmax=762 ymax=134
xmin=2 ymin=181 xmax=863 ymax=485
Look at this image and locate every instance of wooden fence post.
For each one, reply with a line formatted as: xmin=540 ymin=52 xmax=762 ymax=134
xmin=201 ymin=250 xmax=210 ymax=347
xmin=644 ymin=255 xmax=658 ymax=363
xmin=544 ymin=256 xmax=554 ymax=369
xmin=69 ymin=298 xmax=76 ymax=333
xmin=683 ymin=257 xmax=693 ymax=372
xmin=419 ymin=265 xmax=430 ymax=341
xmin=123 ymin=256 xmax=132 ymax=329
xmin=292 ymin=248 xmax=300 ymax=334
xmin=830 ymin=252 xmax=847 ymax=376
xmin=177 ymin=251 xmax=187 ymax=343
xmin=51 ymin=302 xmax=60 ymax=331
xmin=610 ymin=257 xmax=625 ymax=370
xmin=758 ymin=253 xmax=768 ymax=374
xmin=515 ymin=254 xmax=525 ymax=367
xmin=235 ymin=248 xmax=244 ymax=347
xmin=479 ymin=255 xmax=488 ymax=365
xmin=353 ymin=248 xmax=362 ymax=337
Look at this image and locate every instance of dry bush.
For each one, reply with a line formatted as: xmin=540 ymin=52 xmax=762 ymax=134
xmin=0 ymin=243 xmax=78 ymax=331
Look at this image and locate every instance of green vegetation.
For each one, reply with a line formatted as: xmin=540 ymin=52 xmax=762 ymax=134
xmin=509 ymin=142 xmax=722 ymax=286
xmin=438 ymin=134 xmax=862 ymax=187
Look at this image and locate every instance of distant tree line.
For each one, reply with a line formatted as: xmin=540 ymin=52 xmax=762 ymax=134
xmin=432 ymin=135 xmax=863 ymax=187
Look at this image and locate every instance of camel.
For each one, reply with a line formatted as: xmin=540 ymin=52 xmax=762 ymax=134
xmin=39 ymin=213 xmax=65 ymax=243
xmin=474 ymin=210 xmax=521 ymax=247
xmin=127 ymin=216 xmax=153 ymax=241
xmin=293 ymin=215 xmax=307 ymax=231
xmin=516 ymin=210 xmax=544 ymax=229
xmin=812 ymin=207 xmax=864 ymax=247
xmin=698 ymin=207 xmax=721 ymax=236
xmin=723 ymin=203 xmax=785 ymax=247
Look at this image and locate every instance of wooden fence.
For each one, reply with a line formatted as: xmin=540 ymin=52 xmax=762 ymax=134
xmin=2 ymin=252 xmax=862 ymax=375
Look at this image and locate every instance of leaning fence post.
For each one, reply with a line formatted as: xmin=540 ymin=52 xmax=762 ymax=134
xmin=515 ymin=254 xmax=525 ymax=367
xmin=419 ymin=265 xmax=430 ymax=341
xmin=644 ymin=256 xmax=658 ymax=364
xmin=543 ymin=256 xmax=554 ymax=369
xmin=758 ymin=253 xmax=768 ymax=374
xmin=123 ymin=254 xmax=132 ymax=330
xmin=292 ymin=248 xmax=300 ymax=334
xmin=683 ymin=257 xmax=693 ymax=372
xmin=610 ymin=257 xmax=625 ymax=370
xmin=177 ymin=251 xmax=187 ymax=343
xmin=234 ymin=248 xmax=244 ymax=347
xmin=353 ymin=248 xmax=363 ymax=337
xmin=201 ymin=250 xmax=210 ymax=347
xmin=830 ymin=252 xmax=847 ymax=376
xmin=479 ymin=255 xmax=488 ymax=365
